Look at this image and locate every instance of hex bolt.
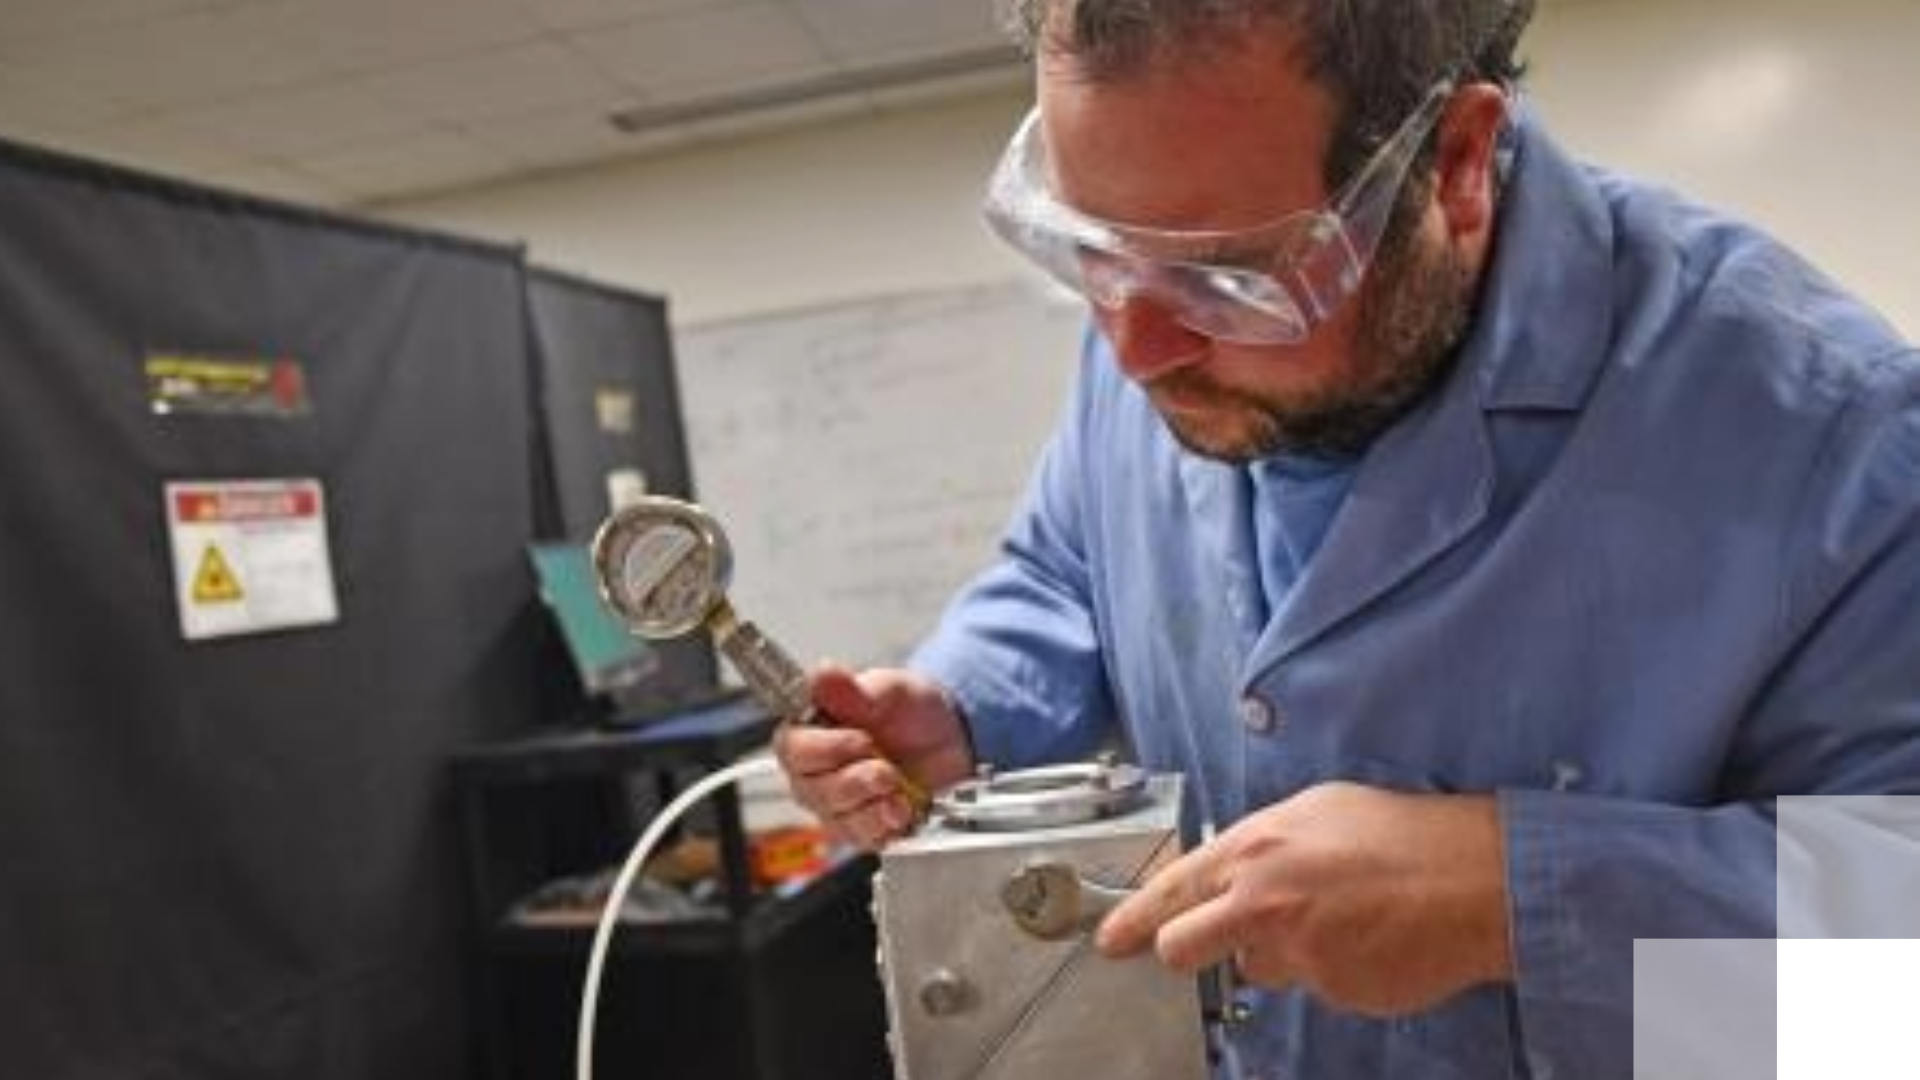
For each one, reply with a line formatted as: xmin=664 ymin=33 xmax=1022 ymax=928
xmin=918 ymin=968 xmax=975 ymax=1018
xmin=1003 ymin=860 xmax=1136 ymax=940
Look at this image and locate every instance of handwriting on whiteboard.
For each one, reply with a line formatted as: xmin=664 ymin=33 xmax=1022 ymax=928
xmin=676 ymin=280 xmax=1085 ymax=666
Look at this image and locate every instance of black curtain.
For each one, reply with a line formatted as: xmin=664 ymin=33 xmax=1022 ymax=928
xmin=525 ymin=267 xmax=694 ymax=539
xmin=0 ymin=140 xmax=547 ymax=1080
xmin=523 ymin=268 xmax=717 ymax=703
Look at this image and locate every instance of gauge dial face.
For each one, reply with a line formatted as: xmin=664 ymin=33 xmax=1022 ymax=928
xmin=618 ymin=522 xmax=715 ymax=628
xmin=591 ymin=497 xmax=732 ymax=638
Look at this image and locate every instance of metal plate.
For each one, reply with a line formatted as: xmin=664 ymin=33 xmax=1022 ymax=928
xmin=935 ymin=761 xmax=1148 ymax=832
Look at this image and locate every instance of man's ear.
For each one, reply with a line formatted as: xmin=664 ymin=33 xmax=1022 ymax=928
xmin=1433 ymin=84 xmax=1510 ymax=240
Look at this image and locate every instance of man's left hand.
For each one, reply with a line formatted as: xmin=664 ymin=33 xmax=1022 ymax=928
xmin=1095 ymin=781 xmax=1514 ymax=1017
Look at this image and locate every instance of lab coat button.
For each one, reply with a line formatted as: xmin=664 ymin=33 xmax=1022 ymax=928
xmin=1240 ymin=694 xmax=1280 ymax=735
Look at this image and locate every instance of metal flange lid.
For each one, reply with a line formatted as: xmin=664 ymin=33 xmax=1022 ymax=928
xmin=935 ymin=759 xmax=1148 ymax=831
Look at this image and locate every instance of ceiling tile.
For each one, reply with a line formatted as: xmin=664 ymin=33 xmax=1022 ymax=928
xmin=0 ymin=64 xmax=146 ymax=130
xmin=791 ymin=0 xmax=1007 ymax=64
xmin=0 ymin=0 xmax=214 ymax=46
xmin=45 ymin=116 xmax=250 ymax=180
xmin=458 ymin=101 xmax=647 ymax=170
xmin=354 ymin=40 xmax=627 ymax=123
xmin=0 ymin=7 xmax=337 ymax=108
xmin=512 ymin=0 xmax=735 ymax=33
xmin=171 ymin=83 xmax=425 ymax=158
xmin=566 ymin=1 xmax=829 ymax=97
xmin=186 ymin=157 xmax=356 ymax=207
xmin=0 ymin=0 xmax=1038 ymax=206
xmin=298 ymin=127 xmax=517 ymax=201
xmin=222 ymin=0 xmax=544 ymax=76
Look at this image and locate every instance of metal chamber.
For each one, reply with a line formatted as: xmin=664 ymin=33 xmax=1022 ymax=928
xmin=871 ymin=766 xmax=1208 ymax=1080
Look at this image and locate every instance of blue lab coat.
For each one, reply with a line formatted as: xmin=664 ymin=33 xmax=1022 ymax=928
xmin=913 ymin=106 xmax=1920 ymax=1079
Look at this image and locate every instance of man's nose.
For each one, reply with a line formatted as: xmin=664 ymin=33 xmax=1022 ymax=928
xmin=1100 ymin=298 xmax=1209 ymax=382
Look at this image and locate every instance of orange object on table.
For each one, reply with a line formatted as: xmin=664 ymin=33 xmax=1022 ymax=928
xmin=749 ymin=824 xmax=832 ymax=887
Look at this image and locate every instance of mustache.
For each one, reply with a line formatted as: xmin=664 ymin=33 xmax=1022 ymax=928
xmin=1145 ymin=366 xmax=1252 ymax=406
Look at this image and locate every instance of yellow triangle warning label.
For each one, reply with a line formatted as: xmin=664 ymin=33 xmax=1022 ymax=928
xmin=192 ymin=544 xmax=244 ymax=604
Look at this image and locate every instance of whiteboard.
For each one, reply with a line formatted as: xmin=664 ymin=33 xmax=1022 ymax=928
xmin=675 ymin=280 xmax=1086 ymax=667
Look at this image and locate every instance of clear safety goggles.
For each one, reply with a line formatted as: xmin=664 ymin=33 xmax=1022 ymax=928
xmin=982 ymin=81 xmax=1457 ymax=345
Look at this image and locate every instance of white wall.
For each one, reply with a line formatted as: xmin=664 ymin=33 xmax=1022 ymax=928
xmin=379 ymin=88 xmax=1033 ymax=327
xmin=1525 ymin=0 xmax=1917 ymax=338
xmin=381 ymin=0 xmax=1918 ymax=337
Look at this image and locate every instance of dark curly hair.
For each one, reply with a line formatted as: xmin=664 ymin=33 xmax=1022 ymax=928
xmin=999 ymin=0 xmax=1535 ymax=191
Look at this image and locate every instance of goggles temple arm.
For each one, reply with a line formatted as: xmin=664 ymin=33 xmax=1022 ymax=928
xmin=1328 ymin=80 xmax=1457 ymax=268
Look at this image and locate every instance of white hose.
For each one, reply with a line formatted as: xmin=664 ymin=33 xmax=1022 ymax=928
xmin=575 ymin=754 xmax=782 ymax=1080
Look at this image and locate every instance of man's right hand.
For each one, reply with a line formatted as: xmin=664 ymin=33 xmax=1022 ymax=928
xmin=772 ymin=665 xmax=974 ymax=850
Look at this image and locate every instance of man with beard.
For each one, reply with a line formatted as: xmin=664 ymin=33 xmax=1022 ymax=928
xmin=775 ymin=1 xmax=1920 ymax=1076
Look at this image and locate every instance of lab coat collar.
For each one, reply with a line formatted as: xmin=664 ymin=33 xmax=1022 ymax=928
xmin=1251 ymin=108 xmax=1613 ymax=668
xmin=1468 ymin=102 xmax=1616 ymax=414
xmin=1257 ymin=334 xmax=1494 ymax=668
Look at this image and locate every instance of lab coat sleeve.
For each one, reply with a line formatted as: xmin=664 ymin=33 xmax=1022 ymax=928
xmin=909 ymin=346 xmax=1115 ymax=770
xmin=1503 ymin=350 xmax=1920 ymax=1078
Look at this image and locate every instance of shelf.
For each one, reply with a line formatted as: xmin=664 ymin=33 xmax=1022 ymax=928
xmin=740 ymin=855 xmax=877 ymax=951
xmin=485 ymin=856 xmax=877 ymax=958
xmin=451 ymin=693 xmax=773 ymax=787
xmin=490 ymin=916 xmax=736 ymax=957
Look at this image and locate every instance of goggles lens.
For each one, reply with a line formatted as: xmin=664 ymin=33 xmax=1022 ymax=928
xmin=983 ymin=82 xmax=1457 ymax=346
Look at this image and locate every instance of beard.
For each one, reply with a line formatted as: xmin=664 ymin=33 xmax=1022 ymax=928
xmin=1149 ymin=212 xmax=1480 ymax=462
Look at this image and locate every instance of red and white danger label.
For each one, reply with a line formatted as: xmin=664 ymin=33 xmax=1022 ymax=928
xmin=165 ymin=478 xmax=338 ymax=641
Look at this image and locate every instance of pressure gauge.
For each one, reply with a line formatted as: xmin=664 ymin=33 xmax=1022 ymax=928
xmin=590 ymin=496 xmax=733 ymax=639
xmin=589 ymin=495 xmax=826 ymax=725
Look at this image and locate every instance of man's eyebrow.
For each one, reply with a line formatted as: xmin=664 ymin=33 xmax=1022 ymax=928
xmin=1104 ymin=227 xmax=1275 ymax=266
xmin=1160 ymin=237 xmax=1278 ymax=267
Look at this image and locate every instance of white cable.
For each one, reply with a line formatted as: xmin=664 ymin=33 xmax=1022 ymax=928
xmin=575 ymin=754 xmax=782 ymax=1080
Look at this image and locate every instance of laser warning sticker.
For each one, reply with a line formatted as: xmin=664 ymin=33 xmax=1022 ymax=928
xmin=146 ymin=352 xmax=311 ymax=418
xmin=191 ymin=544 xmax=244 ymax=603
xmin=166 ymin=479 xmax=339 ymax=641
